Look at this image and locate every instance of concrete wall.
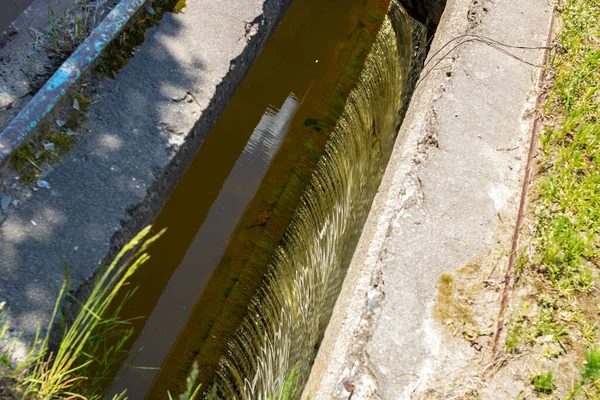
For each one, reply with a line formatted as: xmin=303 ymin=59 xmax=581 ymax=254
xmin=303 ymin=0 xmax=553 ymax=397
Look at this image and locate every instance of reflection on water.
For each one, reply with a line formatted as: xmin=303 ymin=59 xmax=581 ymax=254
xmin=110 ymin=95 xmax=298 ymax=399
xmin=241 ymin=94 xmax=300 ymax=170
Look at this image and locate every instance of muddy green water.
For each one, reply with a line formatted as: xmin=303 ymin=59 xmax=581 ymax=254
xmin=109 ymin=0 xmax=421 ymax=398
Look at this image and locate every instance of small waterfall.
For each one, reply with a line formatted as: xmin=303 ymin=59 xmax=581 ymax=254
xmin=208 ymin=2 xmax=422 ymax=398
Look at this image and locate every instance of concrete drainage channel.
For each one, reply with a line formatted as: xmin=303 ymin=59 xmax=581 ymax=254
xmin=0 ymin=0 xmax=554 ymax=398
xmin=0 ymin=0 xmax=294 ymax=362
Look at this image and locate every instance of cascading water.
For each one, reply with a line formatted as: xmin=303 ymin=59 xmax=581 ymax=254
xmin=207 ymin=2 xmax=422 ymax=397
xmin=105 ymin=0 xmax=426 ymax=397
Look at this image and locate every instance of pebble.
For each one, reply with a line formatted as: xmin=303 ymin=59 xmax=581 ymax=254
xmin=43 ymin=142 xmax=55 ymax=151
xmin=0 ymin=92 xmax=15 ymax=109
xmin=1 ymin=195 xmax=10 ymax=211
xmin=37 ymin=180 xmax=51 ymax=189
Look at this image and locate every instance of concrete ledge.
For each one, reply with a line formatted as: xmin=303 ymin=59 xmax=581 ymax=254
xmin=0 ymin=0 xmax=292 ymax=346
xmin=303 ymin=0 xmax=553 ymax=397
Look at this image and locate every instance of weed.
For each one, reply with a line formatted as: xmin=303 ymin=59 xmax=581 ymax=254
xmin=532 ymin=371 xmax=556 ymax=394
xmin=433 ymin=272 xmax=473 ymax=330
xmin=168 ymin=361 xmax=203 ymax=400
xmin=506 ymin=315 xmax=525 ymax=352
xmin=39 ymin=0 xmax=101 ymax=58
xmin=1 ymin=227 xmax=164 ymax=399
xmin=580 ymin=347 xmax=600 ymax=385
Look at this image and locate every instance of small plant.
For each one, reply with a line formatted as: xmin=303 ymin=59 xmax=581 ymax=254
xmin=580 ymin=347 xmax=600 ymax=385
xmin=18 ymin=0 xmax=104 ymax=58
xmin=7 ymin=226 xmax=164 ymax=399
xmin=168 ymin=361 xmax=216 ymax=400
xmin=532 ymin=371 xmax=556 ymax=394
xmin=47 ymin=0 xmax=95 ymax=57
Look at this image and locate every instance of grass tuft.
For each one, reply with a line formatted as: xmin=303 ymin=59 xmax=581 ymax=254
xmin=1 ymin=226 xmax=164 ymax=399
xmin=532 ymin=371 xmax=556 ymax=394
xmin=39 ymin=0 xmax=100 ymax=58
xmin=580 ymin=347 xmax=600 ymax=385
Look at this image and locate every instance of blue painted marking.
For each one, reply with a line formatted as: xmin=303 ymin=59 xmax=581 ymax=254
xmin=0 ymin=0 xmax=148 ymax=165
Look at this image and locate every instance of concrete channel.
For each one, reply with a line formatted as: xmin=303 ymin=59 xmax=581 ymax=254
xmin=0 ymin=0 xmax=554 ymax=397
xmin=0 ymin=0 xmax=293 ymax=350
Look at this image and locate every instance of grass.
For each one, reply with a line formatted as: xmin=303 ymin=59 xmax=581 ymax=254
xmin=0 ymin=226 xmax=164 ymax=399
xmin=1 ymin=224 xmax=294 ymax=400
xmin=565 ymin=347 xmax=600 ymax=398
xmin=529 ymin=0 xmax=600 ymax=296
xmin=14 ymin=0 xmax=102 ymax=58
xmin=580 ymin=347 xmax=600 ymax=385
xmin=168 ymin=362 xmax=208 ymax=400
xmin=532 ymin=371 xmax=556 ymax=394
xmin=502 ymin=0 xmax=600 ymax=395
xmin=42 ymin=0 xmax=96 ymax=57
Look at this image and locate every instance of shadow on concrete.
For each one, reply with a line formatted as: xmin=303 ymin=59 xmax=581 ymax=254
xmin=0 ymin=7 xmax=205 ymax=341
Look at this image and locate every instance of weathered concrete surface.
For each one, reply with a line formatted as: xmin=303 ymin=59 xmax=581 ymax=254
xmin=303 ymin=0 xmax=553 ymax=398
xmin=0 ymin=0 xmax=291 ymax=343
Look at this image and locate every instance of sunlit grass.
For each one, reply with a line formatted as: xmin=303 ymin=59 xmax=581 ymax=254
xmin=505 ymin=0 xmax=600 ymax=395
xmin=0 ymin=227 xmax=164 ymax=399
